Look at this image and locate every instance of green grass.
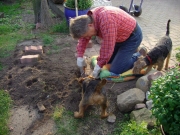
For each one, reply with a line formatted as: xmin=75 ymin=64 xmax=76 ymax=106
xmin=0 ymin=2 xmax=22 ymax=34
xmin=41 ymin=33 xmax=72 ymax=54
xmin=0 ymin=90 xmax=12 ymax=135
xmin=0 ymin=33 xmax=31 ymax=57
xmin=51 ymin=19 xmax=69 ymax=33
xmin=53 ymin=106 xmax=100 ymax=135
xmin=0 ymin=1 xmax=34 ymax=70
xmin=42 ymin=34 xmax=54 ymax=45
xmin=113 ymin=119 xmax=161 ymax=135
xmin=53 ymin=106 xmax=81 ymax=135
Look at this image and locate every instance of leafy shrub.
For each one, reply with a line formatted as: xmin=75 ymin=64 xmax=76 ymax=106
xmin=150 ymin=66 xmax=180 ymax=135
xmin=113 ymin=120 xmax=161 ymax=135
xmin=175 ymin=47 xmax=180 ymax=62
xmin=65 ymin=0 xmax=93 ymax=10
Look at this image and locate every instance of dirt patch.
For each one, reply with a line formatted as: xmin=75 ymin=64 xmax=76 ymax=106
xmin=0 ymin=3 xmax=138 ymax=134
xmin=0 ymin=36 xmax=81 ymax=133
xmin=0 ymin=34 xmax=138 ymax=134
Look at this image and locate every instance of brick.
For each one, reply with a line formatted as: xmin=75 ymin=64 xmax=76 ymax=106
xmin=0 ymin=12 xmax=4 ymax=18
xmin=20 ymin=54 xmax=40 ymax=64
xmin=24 ymin=46 xmax=43 ymax=54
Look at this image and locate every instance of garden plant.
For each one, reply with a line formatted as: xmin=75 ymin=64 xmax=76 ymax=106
xmin=64 ymin=0 xmax=93 ymax=10
xmin=150 ymin=49 xmax=180 ymax=134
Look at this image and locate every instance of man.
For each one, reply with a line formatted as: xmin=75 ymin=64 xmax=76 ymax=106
xmin=69 ymin=6 xmax=146 ymax=78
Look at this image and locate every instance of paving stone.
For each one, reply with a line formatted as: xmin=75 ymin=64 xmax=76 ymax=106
xmin=20 ymin=54 xmax=40 ymax=64
xmin=24 ymin=45 xmax=43 ymax=54
xmin=86 ymin=40 xmax=93 ymax=48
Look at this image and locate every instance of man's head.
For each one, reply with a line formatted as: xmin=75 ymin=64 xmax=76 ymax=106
xmin=69 ymin=15 xmax=96 ymax=39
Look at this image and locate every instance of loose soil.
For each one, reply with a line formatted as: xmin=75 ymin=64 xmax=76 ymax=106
xmin=0 ymin=3 xmax=137 ymax=135
xmin=0 ymin=35 xmax=137 ymax=135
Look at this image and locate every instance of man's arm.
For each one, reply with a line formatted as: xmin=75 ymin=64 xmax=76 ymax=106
xmin=97 ymin=14 xmax=117 ymax=67
xmin=76 ymin=38 xmax=90 ymax=57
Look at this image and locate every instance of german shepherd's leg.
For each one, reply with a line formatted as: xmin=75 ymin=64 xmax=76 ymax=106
xmin=74 ymin=100 xmax=88 ymax=118
xmin=100 ymin=101 xmax=108 ymax=118
xmin=165 ymin=51 xmax=171 ymax=70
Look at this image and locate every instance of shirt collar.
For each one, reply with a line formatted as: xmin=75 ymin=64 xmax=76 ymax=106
xmin=87 ymin=10 xmax=98 ymax=32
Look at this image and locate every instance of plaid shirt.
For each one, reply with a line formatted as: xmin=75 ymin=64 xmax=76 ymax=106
xmin=77 ymin=6 xmax=136 ymax=67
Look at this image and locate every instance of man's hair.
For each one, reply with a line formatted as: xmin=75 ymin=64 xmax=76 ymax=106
xmin=69 ymin=15 xmax=93 ymax=39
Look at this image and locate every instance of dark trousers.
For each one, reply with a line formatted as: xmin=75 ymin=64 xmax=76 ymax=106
xmin=108 ymin=23 xmax=143 ymax=74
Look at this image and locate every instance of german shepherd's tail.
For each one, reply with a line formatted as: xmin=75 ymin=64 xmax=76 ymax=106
xmin=166 ymin=19 xmax=171 ymax=36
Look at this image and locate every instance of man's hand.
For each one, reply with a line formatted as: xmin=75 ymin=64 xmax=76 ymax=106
xmin=77 ymin=57 xmax=87 ymax=67
xmin=92 ymin=64 xmax=101 ymax=78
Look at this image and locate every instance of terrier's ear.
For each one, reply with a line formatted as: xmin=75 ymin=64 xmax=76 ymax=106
xmin=100 ymin=79 xmax=107 ymax=85
xmin=78 ymin=77 xmax=85 ymax=84
xmin=87 ymin=75 xmax=94 ymax=79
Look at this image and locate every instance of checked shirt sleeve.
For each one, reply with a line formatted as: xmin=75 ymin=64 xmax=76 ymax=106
xmin=76 ymin=38 xmax=90 ymax=57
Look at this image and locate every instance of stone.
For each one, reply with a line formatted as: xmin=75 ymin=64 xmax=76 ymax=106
xmin=117 ymin=88 xmax=145 ymax=113
xmin=146 ymin=100 xmax=153 ymax=110
xmin=147 ymin=71 xmax=163 ymax=81
xmin=134 ymin=103 xmax=146 ymax=110
xmin=107 ymin=114 xmax=116 ymax=123
xmin=145 ymin=91 xmax=151 ymax=100
xmin=136 ymin=70 xmax=157 ymax=92
xmin=130 ymin=108 xmax=156 ymax=124
xmin=37 ymin=102 xmax=46 ymax=112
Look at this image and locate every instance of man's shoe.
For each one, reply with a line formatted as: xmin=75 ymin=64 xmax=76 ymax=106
xmin=138 ymin=47 xmax=147 ymax=56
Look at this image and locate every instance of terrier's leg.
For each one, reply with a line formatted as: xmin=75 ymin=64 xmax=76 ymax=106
xmin=100 ymin=102 xmax=108 ymax=118
xmin=145 ymin=65 xmax=153 ymax=74
xmin=165 ymin=52 xmax=171 ymax=70
xmin=157 ymin=61 xmax=164 ymax=71
xmin=74 ymin=100 xmax=88 ymax=118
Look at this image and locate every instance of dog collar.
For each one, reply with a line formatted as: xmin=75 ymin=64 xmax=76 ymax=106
xmin=146 ymin=55 xmax=152 ymax=64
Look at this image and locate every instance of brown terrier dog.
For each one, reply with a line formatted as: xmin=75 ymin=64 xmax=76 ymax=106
xmin=133 ymin=19 xmax=172 ymax=74
xmin=74 ymin=77 xmax=108 ymax=118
